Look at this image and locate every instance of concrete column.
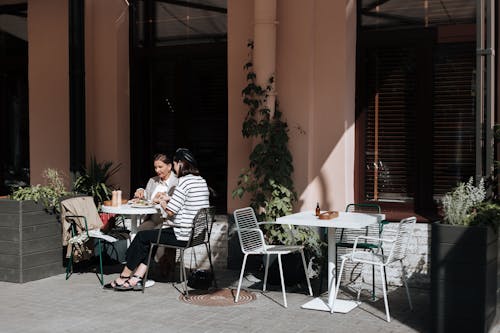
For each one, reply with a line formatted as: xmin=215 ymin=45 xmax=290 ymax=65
xmin=254 ymin=0 xmax=277 ymax=116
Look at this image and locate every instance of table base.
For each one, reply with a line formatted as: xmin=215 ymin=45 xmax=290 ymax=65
xmin=301 ymin=297 xmax=359 ymax=313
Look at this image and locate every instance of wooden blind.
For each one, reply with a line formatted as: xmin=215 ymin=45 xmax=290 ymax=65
xmin=432 ymin=42 xmax=475 ymax=198
xmin=364 ymin=47 xmax=417 ymax=203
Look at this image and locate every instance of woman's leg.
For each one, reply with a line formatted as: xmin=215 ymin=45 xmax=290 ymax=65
xmin=124 ymin=229 xmax=183 ymax=287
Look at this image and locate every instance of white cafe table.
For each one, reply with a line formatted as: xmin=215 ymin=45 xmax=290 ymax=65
xmin=101 ymin=203 xmax=160 ymax=240
xmin=275 ymin=210 xmax=385 ymax=313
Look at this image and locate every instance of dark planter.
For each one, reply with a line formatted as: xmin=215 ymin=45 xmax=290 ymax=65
xmin=0 ymin=199 xmax=63 ymax=283
xmin=431 ymin=222 xmax=497 ymax=333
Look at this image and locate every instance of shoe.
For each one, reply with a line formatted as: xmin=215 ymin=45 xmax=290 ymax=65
xmin=103 ymin=275 xmax=130 ymax=290
xmin=114 ymin=274 xmax=143 ymax=291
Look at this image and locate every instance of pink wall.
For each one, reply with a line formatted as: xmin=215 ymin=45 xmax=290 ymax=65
xmin=85 ymin=0 xmax=130 ymax=196
xmin=227 ymin=0 xmax=357 ymax=213
xmin=28 ymin=0 xmax=70 ymax=187
xmin=227 ymin=0 xmax=254 ymax=212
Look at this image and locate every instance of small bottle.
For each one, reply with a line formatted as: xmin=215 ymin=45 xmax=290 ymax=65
xmin=116 ymin=190 xmax=122 ymax=206
xmin=315 ymin=202 xmax=321 ymax=216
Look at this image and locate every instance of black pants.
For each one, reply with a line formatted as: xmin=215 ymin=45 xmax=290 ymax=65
xmin=125 ymin=228 xmax=187 ymax=271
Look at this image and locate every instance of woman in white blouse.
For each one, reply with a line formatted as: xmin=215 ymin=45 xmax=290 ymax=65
xmin=133 ymin=153 xmax=178 ymax=231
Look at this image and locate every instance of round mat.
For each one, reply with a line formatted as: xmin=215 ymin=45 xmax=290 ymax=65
xmin=178 ymin=288 xmax=256 ymax=306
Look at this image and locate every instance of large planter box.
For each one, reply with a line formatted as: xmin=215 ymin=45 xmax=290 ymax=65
xmin=0 ymin=199 xmax=63 ymax=283
xmin=431 ymin=222 xmax=497 ymax=333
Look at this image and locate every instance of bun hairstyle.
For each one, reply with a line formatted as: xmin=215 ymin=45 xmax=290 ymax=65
xmin=173 ymin=148 xmax=200 ymax=177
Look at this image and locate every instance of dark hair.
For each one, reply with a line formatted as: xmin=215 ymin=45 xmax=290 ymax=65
xmin=153 ymin=153 xmax=172 ymax=165
xmin=174 ymin=148 xmax=200 ymax=177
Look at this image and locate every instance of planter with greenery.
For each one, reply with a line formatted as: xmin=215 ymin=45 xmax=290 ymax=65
xmin=431 ymin=177 xmax=498 ymax=333
xmin=232 ymin=41 xmax=324 ymax=283
xmin=0 ymin=169 xmax=68 ymax=283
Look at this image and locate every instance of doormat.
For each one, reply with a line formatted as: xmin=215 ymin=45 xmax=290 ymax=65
xmin=178 ymin=288 xmax=256 ymax=306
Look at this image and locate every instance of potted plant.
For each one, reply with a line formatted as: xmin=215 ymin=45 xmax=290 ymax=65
xmin=431 ymin=177 xmax=498 ymax=333
xmin=0 ymin=169 xmax=68 ymax=283
xmin=72 ymin=156 xmax=121 ymax=208
xmin=232 ymin=41 xmax=324 ymax=284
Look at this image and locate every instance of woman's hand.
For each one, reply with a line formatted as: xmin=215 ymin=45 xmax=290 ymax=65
xmin=153 ymin=192 xmax=170 ymax=204
xmin=159 ymin=200 xmax=174 ymax=217
xmin=134 ymin=188 xmax=145 ymax=199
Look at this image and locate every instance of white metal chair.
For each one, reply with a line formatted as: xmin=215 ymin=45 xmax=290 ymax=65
xmin=233 ymin=207 xmax=313 ymax=308
xmin=143 ymin=206 xmax=216 ymax=296
xmin=331 ymin=216 xmax=416 ymax=322
xmin=335 ymin=203 xmax=388 ymax=299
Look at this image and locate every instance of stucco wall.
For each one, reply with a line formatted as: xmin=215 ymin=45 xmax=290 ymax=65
xmin=28 ymin=0 xmax=70 ymax=186
xmin=227 ymin=0 xmax=254 ymax=212
xmin=85 ymin=0 xmax=130 ymax=196
xmin=227 ymin=0 xmax=357 ymax=214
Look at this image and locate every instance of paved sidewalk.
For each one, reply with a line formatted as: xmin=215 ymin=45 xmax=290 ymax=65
xmin=0 ymin=266 xmax=440 ymax=333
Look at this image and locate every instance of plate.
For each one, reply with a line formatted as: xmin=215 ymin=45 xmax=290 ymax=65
xmin=131 ymin=203 xmax=155 ymax=208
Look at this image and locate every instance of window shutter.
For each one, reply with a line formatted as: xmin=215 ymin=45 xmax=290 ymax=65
xmin=432 ymin=42 xmax=475 ymax=197
xmin=364 ymin=47 xmax=417 ymax=203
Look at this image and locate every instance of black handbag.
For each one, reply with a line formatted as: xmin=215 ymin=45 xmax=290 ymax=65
xmin=187 ymin=269 xmax=213 ymax=290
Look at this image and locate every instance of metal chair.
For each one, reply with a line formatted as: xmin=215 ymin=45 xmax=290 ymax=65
xmin=233 ymin=207 xmax=313 ymax=308
xmin=61 ymin=196 xmax=118 ymax=286
xmin=335 ymin=203 xmax=388 ymax=299
xmin=143 ymin=206 xmax=216 ymax=296
xmin=331 ymin=216 xmax=416 ymax=322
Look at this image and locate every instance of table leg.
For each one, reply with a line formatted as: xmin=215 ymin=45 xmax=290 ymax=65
xmin=327 ymin=227 xmax=336 ymax=307
xmin=130 ymin=215 xmax=138 ymax=242
xmin=326 ymin=227 xmax=360 ymax=313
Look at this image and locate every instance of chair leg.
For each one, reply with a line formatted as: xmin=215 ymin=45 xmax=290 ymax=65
xmin=263 ymin=254 xmax=270 ymax=292
xmin=180 ymin=250 xmax=188 ymax=297
xmin=299 ymin=249 xmax=313 ymax=296
xmin=142 ymin=243 xmax=156 ymax=293
xmin=381 ymin=247 xmax=388 ymax=291
xmin=277 ymin=254 xmax=287 ymax=308
xmin=371 ymin=264 xmax=375 ymax=300
xmin=65 ymin=250 xmax=73 ymax=280
xmin=379 ymin=265 xmax=391 ymax=322
xmin=96 ymin=239 xmax=104 ymax=286
xmin=204 ymin=243 xmax=217 ymax=289
xmin=235 ymin=254 xmax=248 ymax=303
xmin=330 ymin=257 xmax=347 ymax=314
xmin=400 ymin=260 xmax=413 ymax=310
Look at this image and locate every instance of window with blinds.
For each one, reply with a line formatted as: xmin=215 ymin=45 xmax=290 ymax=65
xmin=358 ymin=37 xmax=476 ymax=213
xmin=364 ymin=47 xmax=417 ymax=203
xmin=432 ymin=42 xmax=475 ymax=199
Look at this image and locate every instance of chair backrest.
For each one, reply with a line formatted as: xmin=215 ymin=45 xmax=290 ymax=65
xmin=345 ymin=203 xmax=381 ymax=214
xmin=339 ymin=203 xmax=382 ymax=243
xmin=233 ymin=207 xmax=266 ymax=254
xmin=186 ymin=206 xmax=215 ymax=248
xmin=60 ymin=195 xmax=102 ymax=246
xmin=386 ymin=216 xmax=416 ymax=263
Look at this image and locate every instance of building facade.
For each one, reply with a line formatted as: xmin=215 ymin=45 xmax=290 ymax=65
xmin=0 ymin=0 xmax=497 ymax=224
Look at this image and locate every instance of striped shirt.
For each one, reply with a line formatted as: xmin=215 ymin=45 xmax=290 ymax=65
xmin=165 ymin=174 xmax=210 ymax=241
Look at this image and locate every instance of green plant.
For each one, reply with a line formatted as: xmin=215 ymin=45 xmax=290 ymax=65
xmin=73 ymin=156 xmax=121 ymax=206
xmin=232 ymin=40 xmax=295 ymax=220
xmin=441 ymin=177 xmax=486 ymax=225
xmin=466 ymin=201 xmax=500 ymax=231
xmin=441 ymin=177 xmax=500 ymax=231
xmin=10 ymin=168 xmax=69 ymax=214
xmin=232 ymin=41 xmax=324 ymax=274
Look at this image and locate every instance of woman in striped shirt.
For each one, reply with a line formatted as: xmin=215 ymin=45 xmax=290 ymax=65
xmin=107 ymin=148 xmax=210 ymax=291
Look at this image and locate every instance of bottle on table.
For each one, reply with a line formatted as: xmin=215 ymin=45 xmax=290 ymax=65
xmin=315 ymin=202 xmax=321 ymax=216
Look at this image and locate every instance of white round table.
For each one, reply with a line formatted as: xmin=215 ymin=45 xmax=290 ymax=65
xmin=101 ymin=204 xmax=160 ymax=236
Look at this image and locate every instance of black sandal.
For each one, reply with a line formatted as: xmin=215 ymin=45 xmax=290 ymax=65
xmin=114 ymin=274 xmax=143 ymax=291
xmin=103 ymin=275 xmax=130 ymax=290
